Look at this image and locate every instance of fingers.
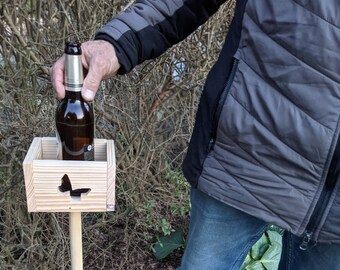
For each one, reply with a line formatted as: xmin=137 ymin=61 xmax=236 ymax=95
xmin=51 ymin=40 xmax=121 ymax=101
xmin=81 ymin=40 xmax=121 ymax=101
xmin=82 ymin=64 xmax=102 ymax=101
xmin=50 ymin=55 xmax=66 ymax=100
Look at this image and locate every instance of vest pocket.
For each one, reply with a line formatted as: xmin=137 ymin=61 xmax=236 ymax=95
xmin=209 ymin=58 xmax=239 ymax=152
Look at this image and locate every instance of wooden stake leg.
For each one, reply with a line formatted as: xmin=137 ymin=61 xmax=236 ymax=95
xmin=70 ymin=212 xmax=83 ymax=270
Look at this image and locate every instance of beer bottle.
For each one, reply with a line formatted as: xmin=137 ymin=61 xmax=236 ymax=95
xmin=56 ymin=41 xmax=94 ymax=161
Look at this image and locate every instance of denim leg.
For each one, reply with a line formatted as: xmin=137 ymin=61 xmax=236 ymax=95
xmin=278 ymin=231 xmax=340 ymax=270
xmin=178 ymin=188 xmax=268 ymax=270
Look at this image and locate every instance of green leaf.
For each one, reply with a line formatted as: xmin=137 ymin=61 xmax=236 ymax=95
xmin=241 ymin=254 xmax=254 ymax=270
xmin=241 ymin=229 xmax=283 ymax=270
xmin=267 ymin=229 xmax=282 ymax=244
xmin=260 ymin=231 xmax=282 ymax=270
xmin=250 ymin=233 xmax=270 ymax=260
xmin=243 ymin=260 xmax=266 ymax=270
xmin=152 ymin=229 xmax=185 ymax=260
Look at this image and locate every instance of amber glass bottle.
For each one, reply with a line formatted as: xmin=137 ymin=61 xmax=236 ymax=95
xmin=56 ymin=41 xmax=94 ymax=161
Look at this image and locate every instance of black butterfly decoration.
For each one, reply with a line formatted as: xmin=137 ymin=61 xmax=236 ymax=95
xmin=58 ymin=174 xmax=91 ymax=198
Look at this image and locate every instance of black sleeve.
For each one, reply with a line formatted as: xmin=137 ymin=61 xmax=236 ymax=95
xmin=95 ymin=0 xmax=227 ymax=74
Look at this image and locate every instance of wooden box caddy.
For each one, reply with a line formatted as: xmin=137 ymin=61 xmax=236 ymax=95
xmin=23 ymin=137 xmax=116 ymax=212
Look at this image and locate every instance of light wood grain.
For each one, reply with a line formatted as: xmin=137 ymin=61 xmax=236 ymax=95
xmin=106 ymin=139 xmax=116 ymax=211
xmin=23 ymin=137 xmax=116 ymax=213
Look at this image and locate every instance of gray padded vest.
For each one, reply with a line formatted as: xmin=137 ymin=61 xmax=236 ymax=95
xmin=198 ymin=0 xmax=340 ymax=243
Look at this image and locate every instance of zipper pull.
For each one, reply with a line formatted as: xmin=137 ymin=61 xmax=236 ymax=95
xmin=207 ymin=138 xmax=214 ymax=153
xmin=299 ymin=231 xmax=312 ymax=250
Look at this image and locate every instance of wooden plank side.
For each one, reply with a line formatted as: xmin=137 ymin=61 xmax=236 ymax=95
xmin=106 ymin=140 xmax=116 ymax=211
xmin=32 ymin=160 xmax=107 ymax=173
xmin=41 ymin=137 xmax=58 ymax=160
xmin=35 ymin=203 xmax=107 ymax=212
xmin=32 ymin=158 xmax=108 ymax=212
xmin=94 ymin=139 xmax=107 ymax=161
xmin=22 ymin=137 xmax=43 ymax=212
xmin=40 ymin=137 xmax=108 ymax=161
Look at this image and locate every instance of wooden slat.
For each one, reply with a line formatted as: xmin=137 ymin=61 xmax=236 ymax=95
xmin=41 ymin=137 xmax=58 ymax=160
xmin=40 ymin=137 xmax=108 ymax=161
xmin=106 ymin=140 xmax=116 ymax=211
xmin=23 ymin=137 xmax=43 ymax=212
xmin=35 ymin=204 xmax=107 ymax=212
xmin=94 ymin=139 xmax=107 ymax=161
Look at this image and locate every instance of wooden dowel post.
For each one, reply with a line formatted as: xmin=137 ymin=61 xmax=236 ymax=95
xmin=70 ymin=212 xmax=83 ymax=270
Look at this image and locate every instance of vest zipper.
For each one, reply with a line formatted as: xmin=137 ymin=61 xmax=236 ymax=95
xmin=208 ymin=58 xmax=239 ymax=152
xmin=299 ymin=230 xmax=312 ymax=251
xmin=300 ymin=134 xmax=340 ymax=250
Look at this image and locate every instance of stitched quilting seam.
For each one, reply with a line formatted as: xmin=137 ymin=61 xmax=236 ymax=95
xmin=229 ymin=94 xmax=321 ymax=169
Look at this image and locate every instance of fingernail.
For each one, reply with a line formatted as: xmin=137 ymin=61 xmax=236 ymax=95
xmin=82 ymin=89 xmax=95 ymax=101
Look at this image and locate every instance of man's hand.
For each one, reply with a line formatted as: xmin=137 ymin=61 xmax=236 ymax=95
xmin=50 ymin=40 xmax=121 ymax=101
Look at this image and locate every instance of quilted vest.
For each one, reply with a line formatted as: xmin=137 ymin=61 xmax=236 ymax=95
xmin=194 ymin=0 xmax=340 ymax=243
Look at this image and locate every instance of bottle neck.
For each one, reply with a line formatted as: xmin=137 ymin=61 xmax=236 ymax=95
xmin=65 ymin=54 xmax=83 ymax=92
xmin=65 ymin=90 xmax=82 ymax=100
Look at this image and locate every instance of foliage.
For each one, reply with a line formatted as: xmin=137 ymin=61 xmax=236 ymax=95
xmin=152 ymin=229 xmax=185 ymax=260
xmin=241 ymin=226 xmax=283 ymax=270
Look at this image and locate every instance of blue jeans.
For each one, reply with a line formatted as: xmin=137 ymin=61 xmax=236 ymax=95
xmin=178 ymin=188 xmax=340 ymax=270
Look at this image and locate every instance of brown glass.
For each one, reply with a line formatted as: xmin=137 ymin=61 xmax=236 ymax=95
xmin=56 ymin=91 xmax=94 ymax=160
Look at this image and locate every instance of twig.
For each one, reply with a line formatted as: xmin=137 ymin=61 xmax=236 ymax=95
xmin=57 ymin=0 xmax=80 ymax=41
xmin=147 ymin=85 xmax=171 ymax=115
xmin=2 ymin=6 xmax=49 ymax=75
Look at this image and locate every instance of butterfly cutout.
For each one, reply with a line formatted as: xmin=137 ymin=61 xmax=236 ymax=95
xmin=58 ymin=174 xmax=91 ymax=198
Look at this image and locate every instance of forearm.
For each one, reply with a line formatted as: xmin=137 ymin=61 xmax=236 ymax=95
xmin=95 ymin=0 xmax=227 ymax=74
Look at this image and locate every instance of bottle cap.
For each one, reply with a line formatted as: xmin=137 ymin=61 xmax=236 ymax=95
xmin=65 ymin=41 xmax=82 ymax=55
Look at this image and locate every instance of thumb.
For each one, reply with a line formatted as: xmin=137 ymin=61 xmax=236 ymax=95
xmin=82 ymin=67 xmax=101 ymax=101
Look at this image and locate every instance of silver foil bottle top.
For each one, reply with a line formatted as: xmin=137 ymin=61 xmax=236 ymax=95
xmin=64 ymin=41 xmax=83 ymax=92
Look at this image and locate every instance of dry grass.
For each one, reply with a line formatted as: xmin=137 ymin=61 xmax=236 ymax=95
xmin=0 ymin=0 xmax=235 ymax=269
